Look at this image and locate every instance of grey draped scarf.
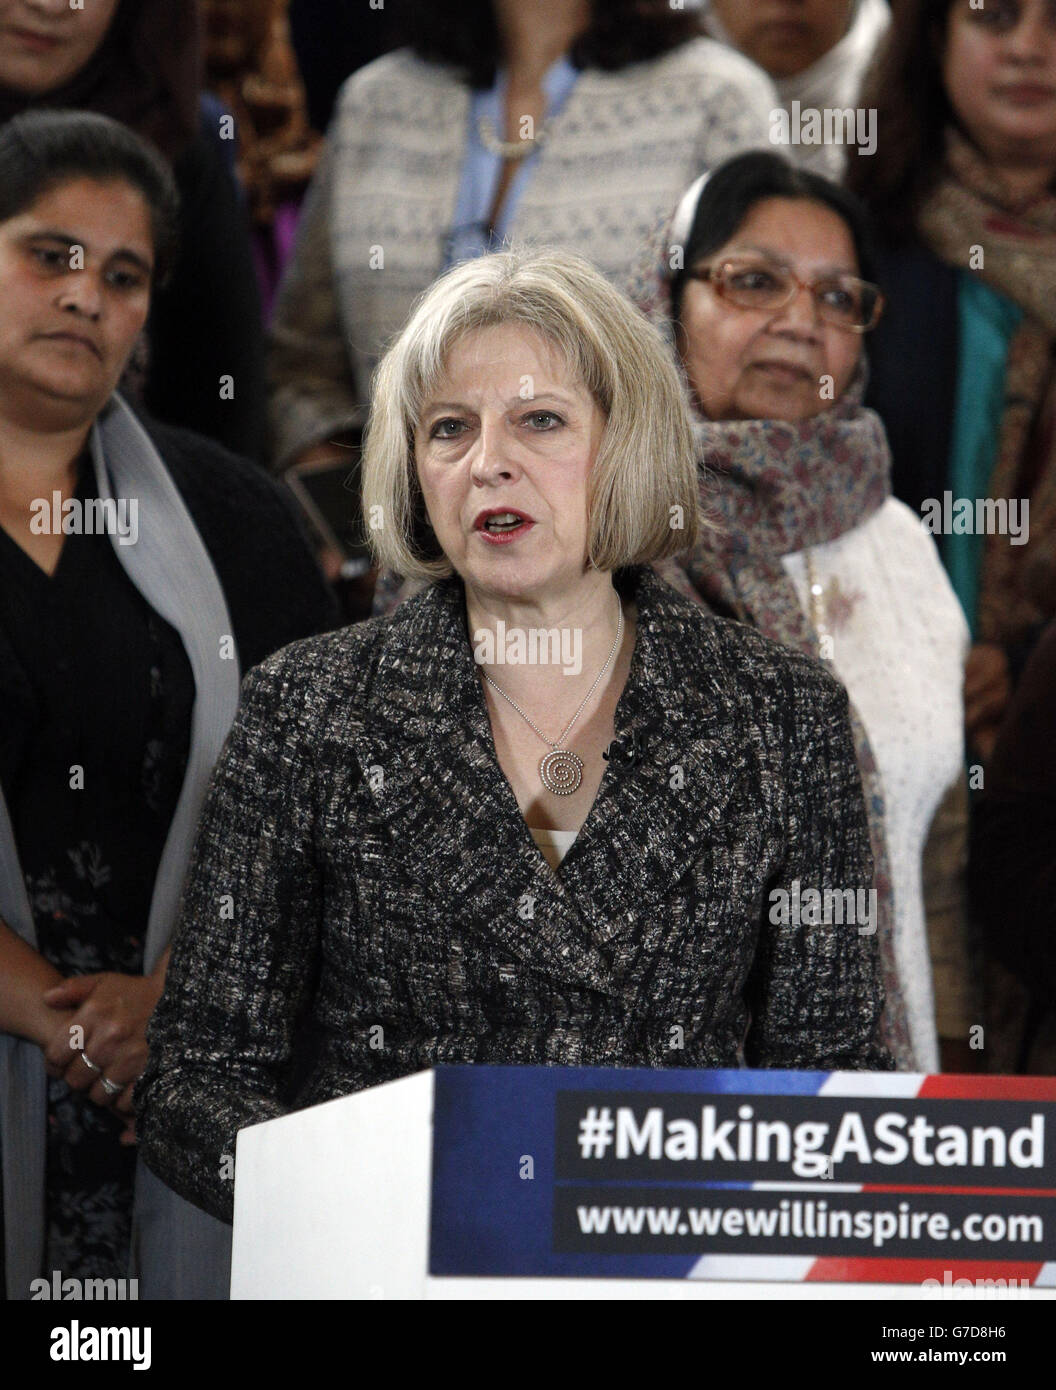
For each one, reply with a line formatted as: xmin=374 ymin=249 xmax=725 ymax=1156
xmin=0 ymin=394 xmax=240 ymax=1299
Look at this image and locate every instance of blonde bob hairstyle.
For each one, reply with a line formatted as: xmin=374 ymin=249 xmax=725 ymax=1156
xmin=362 ymin=246 xmax=702 ymax=581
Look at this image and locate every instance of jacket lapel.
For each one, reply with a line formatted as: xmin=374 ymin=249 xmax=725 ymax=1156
xmin=346 ymin=571 xmax=752 ymax=1001
xmin=347 ymin=580 xmax=624 ymax=995
xmin=556 ymin=570 xmax=755 ymax=993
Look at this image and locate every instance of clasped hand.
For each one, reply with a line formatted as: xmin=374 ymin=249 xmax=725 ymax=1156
xmin=40 ymin=971 xmax=164 ymax=1144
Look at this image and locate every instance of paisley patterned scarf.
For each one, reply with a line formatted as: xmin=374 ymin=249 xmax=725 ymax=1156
xmin=670 ymin=380 xmax=890 ymax=633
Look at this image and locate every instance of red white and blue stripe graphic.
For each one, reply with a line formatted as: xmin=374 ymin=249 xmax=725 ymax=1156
xmin=686 ymin=1072 xmax=1056 ymax=1286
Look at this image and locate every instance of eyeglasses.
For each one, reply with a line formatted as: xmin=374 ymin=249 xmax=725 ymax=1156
xmin=685 ymin=256 xmax=885 ymax=333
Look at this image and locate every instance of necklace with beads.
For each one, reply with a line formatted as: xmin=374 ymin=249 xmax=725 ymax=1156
xmin=480 ymin=598 xmax=624 ymax=796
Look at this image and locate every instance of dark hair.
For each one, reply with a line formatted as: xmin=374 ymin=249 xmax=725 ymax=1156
xmin=844 ymin=0 xmax=958 ymax=244
xmin=0 ymin=0 xmax=201 ymax=161
xmin=403 ymin=0 xmax=700 ymax=87
xmin=670 ymin=151 xmax=881 ymax=323
xmin=0 ymin=109 xmax=180 ymax=284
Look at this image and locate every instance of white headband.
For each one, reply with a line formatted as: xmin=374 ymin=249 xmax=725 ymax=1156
xmin=668 ymin=171 xmax=712 ymax=256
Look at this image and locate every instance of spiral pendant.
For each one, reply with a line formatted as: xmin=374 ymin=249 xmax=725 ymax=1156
xmin=539 ymin=748 xmax=583 ymax=796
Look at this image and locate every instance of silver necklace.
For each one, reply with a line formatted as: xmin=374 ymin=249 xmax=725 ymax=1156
xmin=480 ymin=598 xmax=624 ymax=796
xmin=477 ymin=114 xmax=550 ymax=161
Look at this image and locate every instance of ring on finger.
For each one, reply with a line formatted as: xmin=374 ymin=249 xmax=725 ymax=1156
xmin=80 ymin=1052 xmax=102 ymax=1075
xmin=100 ymin=1076 xmax=122 ymax=1097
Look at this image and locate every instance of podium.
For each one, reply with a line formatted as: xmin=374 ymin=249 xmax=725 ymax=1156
xmin=231 ymin=1065 xmax=1056 ymax=1299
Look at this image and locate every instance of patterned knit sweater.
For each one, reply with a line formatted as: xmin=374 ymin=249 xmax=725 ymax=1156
xmin=266 ymin=40 xmax=776 ymax=467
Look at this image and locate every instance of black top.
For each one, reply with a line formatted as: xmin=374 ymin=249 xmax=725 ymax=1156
xmin=0 ymin=411 xmax=338 ymax=1279
xmin=144 ymin=413 xmax=341 ymax=671
xmin=0 ymin=457 xmax=194 ymax=976
xmin=0 ymin=414 xmax=340 ymax=935
xmin=0 ymin=458 xmax=195 ymax=1280
xmin=138 ymin=566 xmax=891 ymax=1225
xmin=142 ymin=131 xmax=267 ymax=463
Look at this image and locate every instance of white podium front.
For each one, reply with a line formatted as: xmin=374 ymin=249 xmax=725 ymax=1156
xmin=232 ymin=1070 xmax=434 ymax=1299
xmin=230 ymin=1066 xmax=1056 ymax=1300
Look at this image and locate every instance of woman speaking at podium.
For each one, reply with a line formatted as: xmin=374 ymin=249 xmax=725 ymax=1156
xmin=138 ymin=248 xmax=892 ymax=1224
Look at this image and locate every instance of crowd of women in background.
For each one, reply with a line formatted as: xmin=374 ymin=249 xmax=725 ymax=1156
xmin=0 ymin=0 xmax=1054 ymax=1301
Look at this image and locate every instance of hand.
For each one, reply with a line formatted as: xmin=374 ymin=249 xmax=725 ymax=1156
xmin=964 ymin=643 xmax=1012 ymax=745
xmin=41 ymin=971 xmax=164 ymax=1112
xmin=39 ymin=1004 xmax=78 ymax=1074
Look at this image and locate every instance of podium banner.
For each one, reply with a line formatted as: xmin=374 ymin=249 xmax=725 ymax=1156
xmin=429 ymin=1067 xmax=1056 ymax=1285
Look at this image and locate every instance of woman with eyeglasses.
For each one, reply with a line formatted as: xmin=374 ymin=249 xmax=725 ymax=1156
xmin=631 ymin=151 xmax=970 ymax=1072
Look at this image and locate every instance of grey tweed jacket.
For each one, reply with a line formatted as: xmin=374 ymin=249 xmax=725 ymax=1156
xmin=137 ymin=567 xmax=891 ymax=1223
